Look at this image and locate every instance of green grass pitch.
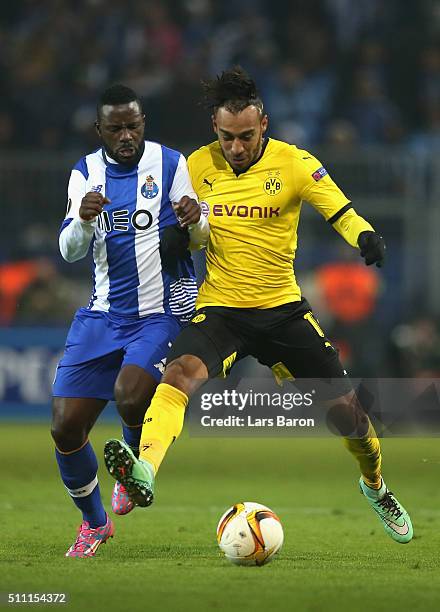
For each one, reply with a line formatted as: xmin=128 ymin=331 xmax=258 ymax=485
xmin=1 ymin=422 xmax=439 ymax=611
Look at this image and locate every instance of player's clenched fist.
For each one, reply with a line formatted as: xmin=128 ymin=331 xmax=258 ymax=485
xmin=172 ymin=196 xmax=201 ymax=227
xmin=358 ymin=231 xmax=386 ymax=267
xmin=79 ymin=192 xmax=111 ymax=222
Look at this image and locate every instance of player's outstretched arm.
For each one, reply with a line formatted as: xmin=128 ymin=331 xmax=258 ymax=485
xmin=59 ymin=192 xmax=110 ymax=262
xmin=297 ymin=150 xmax=385 ymax=267
xmin=330 ymin=207 xmax=385 ymax=267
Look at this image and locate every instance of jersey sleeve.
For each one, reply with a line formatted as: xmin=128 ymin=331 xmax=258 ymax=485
xmin=169 ymin=154 xmax=197 ymax=202
xmin=295 ymin=150 xmax=351 ymax=220
xmin=331 ymin=208 xmax=374 ymax=247
xmin=295 ymin=150 xmax=373 ymax=247
xmin=65 ymin=168 xmax=87 ymax=221
xmin=59 ymin=164 xmax=96 ymax=263
xmin=169 ymin=153 xmax=209 ymax=250
xmin=187 ymin=150 xmax=203 ymax=196
xmin=188 ymin=213 xmax=209 ymax=250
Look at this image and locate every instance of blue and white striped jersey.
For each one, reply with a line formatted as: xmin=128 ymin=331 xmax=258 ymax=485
xmin=59 ymin=141 xmax=199 ymax=320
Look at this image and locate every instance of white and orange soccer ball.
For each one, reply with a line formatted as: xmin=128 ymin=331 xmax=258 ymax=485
xmin=216 ymin=502 xmax=284 ymax=566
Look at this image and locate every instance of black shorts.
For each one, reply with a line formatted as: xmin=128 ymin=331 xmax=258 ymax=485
xmin=167 ymin=298 xmax=352 ymax=400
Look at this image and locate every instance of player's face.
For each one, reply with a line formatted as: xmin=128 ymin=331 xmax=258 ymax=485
xmin=213 ymin=106 xmax=268 ymax=172
xmin=96 ymin=102 xmax=145 ymax=165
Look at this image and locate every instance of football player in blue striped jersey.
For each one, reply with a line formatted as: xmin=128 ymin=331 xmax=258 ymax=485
xmin=52 ymin=84 xmax=209 ymax=557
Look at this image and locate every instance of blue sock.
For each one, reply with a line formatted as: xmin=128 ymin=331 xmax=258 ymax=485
xmin=55 ymin=442 xmax=106 ymax=528
xmin=121 ymin=421 xmax=142 ymax=458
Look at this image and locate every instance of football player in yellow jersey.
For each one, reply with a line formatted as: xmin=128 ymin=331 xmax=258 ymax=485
xmin=104 ymin=68 xmax=413 ymax=544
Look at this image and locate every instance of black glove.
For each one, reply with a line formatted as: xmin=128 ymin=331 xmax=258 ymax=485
xmin=160 ymin=224 xmax=190 ymax=261
xmin=358 ymin=231 xmax=386 ymax=267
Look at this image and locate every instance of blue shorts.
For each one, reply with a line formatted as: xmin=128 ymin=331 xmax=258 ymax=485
xmin=53 ymin=308 xmax=182 ymax=400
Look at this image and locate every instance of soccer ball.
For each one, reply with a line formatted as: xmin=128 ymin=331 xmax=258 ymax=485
xmin=217 ymin=502 xmax=283 ymax=566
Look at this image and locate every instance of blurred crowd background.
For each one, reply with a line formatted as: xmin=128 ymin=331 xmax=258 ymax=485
xmin=1 ymin=0 xmax=440 ymax=383
xmin=1 ymin=0 xmax=439 ymax=151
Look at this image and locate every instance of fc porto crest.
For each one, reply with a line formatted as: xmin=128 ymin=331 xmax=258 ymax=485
xmin=141 ymin=175 xmax=159 ymax=199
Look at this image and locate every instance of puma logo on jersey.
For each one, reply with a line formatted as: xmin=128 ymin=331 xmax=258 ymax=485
xmin=203 ymin=178 xmax=216 ymax=190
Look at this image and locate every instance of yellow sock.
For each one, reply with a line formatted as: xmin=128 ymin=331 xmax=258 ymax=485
xmin=343 ymin=418 xmax=382 ymax=489
xmin=139 ymin=383 xmax=188 ymax=474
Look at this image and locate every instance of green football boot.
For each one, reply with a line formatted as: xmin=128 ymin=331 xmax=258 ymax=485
xmin=359 ymin=477 xmax=413 ymax=543
xmin=104 ymin=439 xmax=155 ymax=508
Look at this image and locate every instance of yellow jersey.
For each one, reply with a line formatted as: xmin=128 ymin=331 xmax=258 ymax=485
xmin=188 ymin=138 xmax=373 ymax=309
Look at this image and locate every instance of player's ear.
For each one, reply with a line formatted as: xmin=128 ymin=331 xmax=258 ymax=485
xmin=211 ymin=114 xmax=218 ymax=134
xmin=95 ymin=121 xmax=101 ymax=137
xmin=261 ymin=114 xmax=268 ymax=135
